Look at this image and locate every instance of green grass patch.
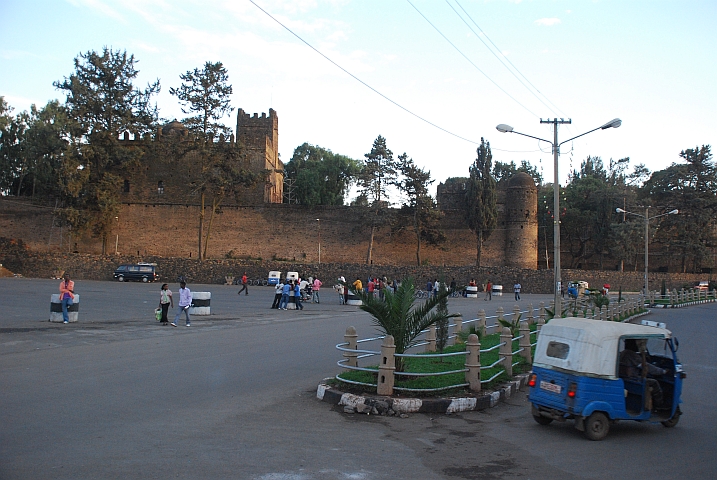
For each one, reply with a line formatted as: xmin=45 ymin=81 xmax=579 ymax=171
xmin=335 ymin=327 xmax=535 ymax=397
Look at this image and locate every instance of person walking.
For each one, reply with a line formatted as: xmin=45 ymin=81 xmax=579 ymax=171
xmin=352 ymin=278 xmax=362 ymax=295
xmin=237 ymin=272 xmax=249 ymax=296
xmin=271 ymin=280 xmax=284 ymax=309
xmin=432 ymin=279 xmax=440 ymax=298
xmin=336 ymin=281 xmax=345 ymax=304
xmin=172 ymin=281 xmax=192 ymax=327
xmin=279 ymin=281 xmax=291 ymax=310
xmin=159 ymin=283 xmax=173 ymax=325
xmin=485 ymin=280 xmax=492 ymax=301
xmin=450 ymin=278 xmax=457 ymax=296
xmin=514 ymin=282 xmax=522 ymax=301
xmin=59 ymin=273 xmax=75 ymax=324
xmin=294 ymin=281 xmax=304 ymax=310
xmin=312 ymin=277 xmax=322 ymax=303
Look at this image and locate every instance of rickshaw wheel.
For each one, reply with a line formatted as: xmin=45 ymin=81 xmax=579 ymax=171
xmin=533 ymin=415 xmax=553 ymax=425
xmin=584 ymin=412 xmax=609 ymax=441
xmin=661 ymin=407 xmax=681 ymax=428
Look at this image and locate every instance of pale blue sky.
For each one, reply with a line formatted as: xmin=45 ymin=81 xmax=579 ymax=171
xmin=2 ymin=0 xmax=715 ymax=196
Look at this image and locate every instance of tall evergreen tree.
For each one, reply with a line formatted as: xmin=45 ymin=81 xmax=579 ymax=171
xmin=394 ymin=153 xmax=444 ymax=265
xmin=170 ymin=61 xmax=260 ymax=260
xmin=283 ymin=143 xmax=361 ymax=206
xmin=169 ymin=61 xmax=233 ymax=140
xmin=53 ymin=48 xmax=160 ymax=253
xmin=358 ymin=135 xmax=398 ymax=264
xmin=464 ymin=137 xmax=497 ymax=266
xmin=641 ymin=145 xmax=716 ymax=272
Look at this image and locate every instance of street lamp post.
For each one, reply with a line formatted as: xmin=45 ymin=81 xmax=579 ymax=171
xmin=497 ymin=118 xmax=622 ymax=314
xmin=616 ymin=207 xmax=679 ymax=295
xmin=115 ymin=216 xmax=119 ymax=255
xmin=316 ymin=218 xmax=321 ymax=264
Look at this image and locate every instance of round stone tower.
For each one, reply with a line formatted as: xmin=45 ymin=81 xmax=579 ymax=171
xmin=505 ymin=172 xmax=538 ymax=269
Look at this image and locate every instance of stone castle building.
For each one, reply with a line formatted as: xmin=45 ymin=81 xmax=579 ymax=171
xmin=0 ymin=107 xmax=540 ymax=268
xmin=436 ymin=172 xmax=538 ymax=269
xmin=117 ymin=108 xmax=283 ymax=206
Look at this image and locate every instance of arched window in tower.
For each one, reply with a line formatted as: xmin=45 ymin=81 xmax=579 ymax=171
xmin=123 ymin=180 xmax=130 ymax=193
xmin=157 ymin=180 xmax=164 ymax=195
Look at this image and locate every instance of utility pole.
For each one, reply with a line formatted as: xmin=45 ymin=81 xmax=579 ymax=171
xmin=540 ymin=118 xmax=572 ymax=315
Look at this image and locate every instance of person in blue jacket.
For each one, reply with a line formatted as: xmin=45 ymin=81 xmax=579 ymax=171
xmin=294 ymin=281 xmax=304 ymax=310
xmin=279 ymin=281 xmax=292 ymax=310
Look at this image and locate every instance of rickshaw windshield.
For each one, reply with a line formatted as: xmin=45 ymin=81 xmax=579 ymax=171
xmin=645 ymin=337 xmax=672 ymax=358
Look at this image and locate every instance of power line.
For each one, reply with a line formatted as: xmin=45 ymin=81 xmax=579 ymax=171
xmin=446 ymin=0 xmax=559 ymax=117
xmin=406 ymin=0 xmax=539 ymax=118
xmin=452 ymin=0 xmax=569 ymax=118
xmin=249 ymin=0 xmax=482 ymax=146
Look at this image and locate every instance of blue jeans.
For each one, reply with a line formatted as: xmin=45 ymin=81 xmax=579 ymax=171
xmin=295 ymin=294 xmax=303 ymax=310
xmin=279 ymin=294 xmax=289 ymax=309
xmin=174 ymin=305 xmax=191 ymax=325
xmin=61 ymin=297 xmax=73 ymax=322
xmin=312 ymin=291 xmax=320 ymax=303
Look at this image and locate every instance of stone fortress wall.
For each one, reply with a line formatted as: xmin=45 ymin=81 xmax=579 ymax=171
xmin=0 ymin=106 xmax=541 ymax=269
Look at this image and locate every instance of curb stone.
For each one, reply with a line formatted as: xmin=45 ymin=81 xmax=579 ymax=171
xmin=316 ymin=373 xmax=530 ymax=415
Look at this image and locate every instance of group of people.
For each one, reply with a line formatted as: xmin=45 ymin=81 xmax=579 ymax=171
xmin=158 ymin=281 xmax=192 ymax=327
xmin=270 ymin=276 xmax=323 ymax=310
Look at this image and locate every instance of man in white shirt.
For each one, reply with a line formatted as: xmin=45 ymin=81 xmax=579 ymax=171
xmin=514 ymin=282 xmax=521 ymax=301
xmin=172 ymin=281 xmax=192 ymax=327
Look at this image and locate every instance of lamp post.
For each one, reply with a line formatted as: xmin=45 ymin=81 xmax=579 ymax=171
xmin=497 ymin=118 xmax=622 ymax=314
xmin=616 ymin=207 xmax=679 ymax=295
xmin=114 ymin=216 xmax=119 ymax=255
xmin=316 ymin=218 xmax=321 ymax=264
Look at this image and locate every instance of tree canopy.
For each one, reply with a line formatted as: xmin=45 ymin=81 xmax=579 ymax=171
xmin=465 ymin=137 xmax=497 ymax=266
xmin=283 ymin=143 xmax=360 ymax=206
xmin=52 ymin=47 xmax=160 ymax=253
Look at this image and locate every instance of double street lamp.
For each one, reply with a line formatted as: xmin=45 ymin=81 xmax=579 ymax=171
xmin=616 ymin=207 xmax=679 ymax=295
xmin=496 ymin=118 xmax=622 ymax=313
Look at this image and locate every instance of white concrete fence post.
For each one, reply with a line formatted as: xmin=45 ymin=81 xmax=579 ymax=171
xmin=519 ymin=320 xmax=531 ymax=363
xmin=344 ymin=326 xmax=358 ymax=367
xmin=499 ymin=327 xmax=513 ymax=378
xmin=526 ymin=303 xmax=534 ymax=324
xmin=465 ymin=333 xmax=481 ymax=393
xmin=453 ymin=314 xmax=463 ymax=345
xmin=426 ymin=325 xmax=436 ymax=352
xmin=377 ymin=335 xmax=396 ymax=396
xmin=477 ymin=309 xmax=487 ymax=337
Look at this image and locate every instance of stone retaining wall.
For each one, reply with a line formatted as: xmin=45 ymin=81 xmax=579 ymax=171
xmin=0 ymin=248 xmax=708 ymax=293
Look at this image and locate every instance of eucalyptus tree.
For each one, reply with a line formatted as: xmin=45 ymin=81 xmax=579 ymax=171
xmin=358 ymin=135 xmax=398 ymax=264
xmin=493 ymin=159 xmax=543 ymax=186
xmin=54 ymin=48 xmax=160 ymax=253
xmin=464 ymin=137 xmax=497 ymax=266
xmin=170 ymin=61 xmax=254 ymax=260
xmin=394 ymin=153 xmax=444 ymax=265
xmin=640 ymin=145 xmax=716 ymax=272
xmin=283 ymin=143 xmax=361 ymax=206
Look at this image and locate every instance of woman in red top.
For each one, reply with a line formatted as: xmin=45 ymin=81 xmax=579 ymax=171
xmin=59 ymin=273 xmax=75 ymax=324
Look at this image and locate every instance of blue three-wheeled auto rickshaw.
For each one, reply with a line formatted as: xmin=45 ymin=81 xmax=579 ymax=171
xmin=528 ymin=317 xmax=685 ymax=440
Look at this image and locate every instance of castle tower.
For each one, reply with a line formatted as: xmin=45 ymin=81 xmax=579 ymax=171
xmin=235 ymin=108 xmax=283 ymax=204
xmin=505 ymin=172 xmax=538 ymax=269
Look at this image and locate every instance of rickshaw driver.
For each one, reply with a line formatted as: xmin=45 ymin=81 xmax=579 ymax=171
xmin=619 ymin=339 xmax=668 ymax=409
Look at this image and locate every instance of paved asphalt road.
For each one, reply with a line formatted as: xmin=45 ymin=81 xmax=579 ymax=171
xmin=1 ymin=277 xmax=715 ymax=479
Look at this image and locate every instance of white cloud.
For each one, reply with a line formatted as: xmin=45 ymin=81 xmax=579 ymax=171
xmin=534 ymin=18 xmax=561 ymax=26
xmin=65 ymin=0 xmax=125 ymax=22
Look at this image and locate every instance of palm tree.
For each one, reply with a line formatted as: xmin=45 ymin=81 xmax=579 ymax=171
xmin=355 ymin=277 xmax=458 ymax=371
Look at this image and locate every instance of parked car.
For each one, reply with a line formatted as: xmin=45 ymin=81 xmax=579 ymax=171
xmin=113 ymin=263 xmax=159 ymax=282
xmin=528 ymin=317 xmax=684 ymax=440
xmin=696 ymin=281 xmax=709 ymax=291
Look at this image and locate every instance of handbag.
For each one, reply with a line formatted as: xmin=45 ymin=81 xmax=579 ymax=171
xmin=155 ymin=307 xmax=162 ymax=321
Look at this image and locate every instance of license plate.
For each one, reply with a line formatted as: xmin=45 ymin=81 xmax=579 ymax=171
xmin=540 ymin=380 xmax=562 ymax=394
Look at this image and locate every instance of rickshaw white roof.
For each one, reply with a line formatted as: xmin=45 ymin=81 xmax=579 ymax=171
xmin=533 ymin=318 xmax=671 ymax=379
